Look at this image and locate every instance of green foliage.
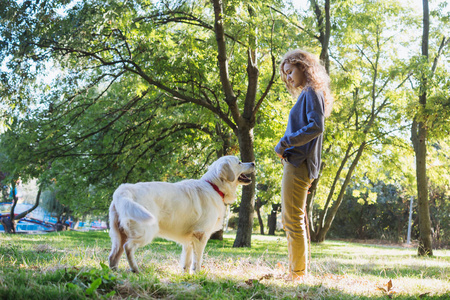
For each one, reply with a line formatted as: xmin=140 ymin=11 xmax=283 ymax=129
xmin=329 ymin=175 xmax=450 ymax=247
xmin=429 ymin=182 xmax=450 ymax=248
xmin=329 ymin=181 xmax=413 ymax=241
xmin=0 ymin=0 xmax=294 ymax=220
xmin=66 ymin=262 xmax=121 ymax=298
xmin=311 ymin=0 xmax=419 ymax=210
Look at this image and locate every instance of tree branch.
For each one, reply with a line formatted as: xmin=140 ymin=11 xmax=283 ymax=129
xmin=253 ymin=44 xmax=276 ymax=118
xmin=39 ymin=89 xmax=149 ymax=158
xmin=431 ymin=36 xmax=449 ymax=76
xmin=355 ymin=44 xmax=375 ymax=70
xmin=124 ymin=122 xmax=213 ymax=181
xmin=15 ymin=186 xmax=42 ymax=220
xmin=267 ymin=5 xmax=320 ymax=41
xmin=253 ymin=7 xmax=276 ymax=118
xmin=212 ymin=0 xmax=236 ymax=104
xmin=243 ymin=44 xmax=258 ymax=123
xmin=123 ymin=62 xmax=236 ymax=131
xmin=134 ymin=11 xmax=247 ymax=47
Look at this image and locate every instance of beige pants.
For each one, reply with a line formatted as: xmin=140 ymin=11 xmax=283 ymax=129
xmin=281 ymin=160 xmax=313 ymax=277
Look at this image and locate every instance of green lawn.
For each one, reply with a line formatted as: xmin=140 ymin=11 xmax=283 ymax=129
xmin=0 ymin=231 xmax=448 ymax=299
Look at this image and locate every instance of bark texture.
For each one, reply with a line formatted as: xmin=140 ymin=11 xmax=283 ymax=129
xmin=410 ymin=0 xmax=433 ymax=256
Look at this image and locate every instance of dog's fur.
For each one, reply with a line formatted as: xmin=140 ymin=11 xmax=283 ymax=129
xmin=108 ymin=156 xmax=255 ymax=273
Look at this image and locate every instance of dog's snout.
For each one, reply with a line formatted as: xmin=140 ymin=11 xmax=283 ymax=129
xmin=250 ymin=162 xmax=255 ymax=167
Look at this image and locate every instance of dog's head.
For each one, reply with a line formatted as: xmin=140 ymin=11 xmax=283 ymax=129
xmin=216 ymin=156 xmax=255 ymax=185
xmin=203 ymin=156 xmax=256 ymax=204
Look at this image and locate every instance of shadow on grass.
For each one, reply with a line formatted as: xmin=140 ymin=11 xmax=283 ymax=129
xmin=1 ymin=231 xmax=449 ymax=299
xmin=112 ymin=269 xmax=450 ymax=300
xmin=2 ymin=264 xmax=449 ymax=300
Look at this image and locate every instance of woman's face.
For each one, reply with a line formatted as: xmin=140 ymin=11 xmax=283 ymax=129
xmin=283 ymin=63 xmax=306 ymax=88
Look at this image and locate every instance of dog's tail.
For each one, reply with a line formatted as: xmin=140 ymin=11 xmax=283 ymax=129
xmin=113 ymin=187 xmax=155 ymax=223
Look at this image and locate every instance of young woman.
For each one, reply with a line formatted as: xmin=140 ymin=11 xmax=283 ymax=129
xmin=275 ymin=49 xmax=333 ymax=281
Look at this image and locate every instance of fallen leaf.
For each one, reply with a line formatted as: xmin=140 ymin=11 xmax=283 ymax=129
xmin=245 ymin=279 xmax=258 ymax=286
xmin=387 ymin=279 xmax=393 ymax=292
xmin=259 ymin=273 xmax=273 ymax=281
xmin=378 ymin=279 xmax=397 ymax=297
xmin=277 ymin=262 xmax=286 ymax=272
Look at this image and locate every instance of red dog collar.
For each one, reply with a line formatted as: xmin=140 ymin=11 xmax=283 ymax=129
xmin=205 ymin=180 xmax=225 ymax=200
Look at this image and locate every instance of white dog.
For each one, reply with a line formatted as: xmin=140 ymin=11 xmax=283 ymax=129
xmin=108 ymin=156 xmax=255 ymax=273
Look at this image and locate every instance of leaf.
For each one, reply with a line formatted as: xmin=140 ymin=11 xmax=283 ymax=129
xmin=71 ymin=278 xmax=88 ymax=289
xmin=105 ymin=291 xmax=116 ymax=297
xmin=100 ymin=262 xmax=109 ymax=271
xmin=276 ymin=262 xmax=286 ymax=272
xmin=258 ymin=273 xmax=273 ymax=281
xmin=244 ymin=279 xmax=258 ymax=286
xmin=85 ymin=277 xmax=102 ymax=295
xmin=378 ymin=279 xmax=397 ymax=297
xmin=387 ymin=279 xmax=393 ymax=292
xmin=66 ymin=283 xmax=80 ymax=290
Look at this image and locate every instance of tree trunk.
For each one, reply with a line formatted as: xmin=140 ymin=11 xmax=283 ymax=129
xmin=306 ymin=162 xmax=324 ymax=237
xmin=15 ymin=186 xmax=42 ymax=220
xmin=216 ymin=123 xmax=232 ymax=157
xmin=255 ymin=198 xmax=264 ymax=235
xmin=5 ymin=180 xmax=19 ymax=234
xmin=267 ymin=203 xmax=280 ymax=235
xmin=310 ymin=0 xmax=331 ymax=72
xmin=412 ymin=120 xmax=433 ymax=256
xmin=55 ymin=210 xmax=69 ymax=232
xmin=313 ymin=142 xmax=366 ymax=242
xmin=233 ymin=126 xmax=256 ymax=247
xmin=210 ymin=124 xmax=232 ymax=242
xmin=0 ymin=216 xmax=15 ymax=233
xmin=212 ymin=0 xmax=258 ymax=247
xmin=312 ymin=144 xmax=352 ymax=240
xmin=210 ymin=229 xmax=223 ymax=240
xmin=55 ymin=222 xmax=67 ymax=232
xmin=409 ymin=0 xmax=433 ymax=256
xmin=4 ymin=182 xmax=43 ymax=234
xmin=0 ymin=172 xmax=7 ymax=202
xmin=232 ymin=1 xmax=259 ymax=247
xmin=304 ymin=0 xmax=332 ymax=238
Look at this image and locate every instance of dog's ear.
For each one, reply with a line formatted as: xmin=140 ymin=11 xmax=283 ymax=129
xmin=219 ymin=162 xmax=236 ymax=182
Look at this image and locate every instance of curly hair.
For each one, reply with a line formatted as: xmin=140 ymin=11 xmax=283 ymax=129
xmin=280 ymin=49 xmax=334 ymax=117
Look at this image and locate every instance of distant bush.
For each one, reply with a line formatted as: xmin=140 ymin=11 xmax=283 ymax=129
xmin=327 ymin=181 xmax=450 ymax=248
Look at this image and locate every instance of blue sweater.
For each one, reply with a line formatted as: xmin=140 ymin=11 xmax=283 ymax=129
xmin=275 ymin=87 xmax=325 ymax=179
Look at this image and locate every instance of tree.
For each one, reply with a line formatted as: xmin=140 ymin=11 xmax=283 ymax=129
xmin=411 ymin=0 xmax=433 ymax=256
xmin=267 ymin=203 xmax=281 ymax=235
xmin=329 ymin=180 xmax=413 ymax=242
xmin=254 ymin=196 xmax=267 ymax=235
xmin=0 ymin=120 xmax=45 ymax=233
xmin=411 ymin=0 xmax=449 ymax=256
xmin=0 ymin=171 xmax=8 ymax=201
xmin=0 ymin=179 xmax=43 ymax=233
xmin=0 ymin=0 xmax=295 ymax=246
xmin=40 ymin=187 xmax=72 ymax=231
xmin=269 ymin=0 xmax=333 ymax=241
xmin=3 ymin=0 xmax=447 ymax=245
xmin=308 ymin=0 xmax=414 ymax=242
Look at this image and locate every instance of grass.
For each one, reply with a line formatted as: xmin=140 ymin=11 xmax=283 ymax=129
xmin=0 ymin=231 xmax=449 ymax=299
